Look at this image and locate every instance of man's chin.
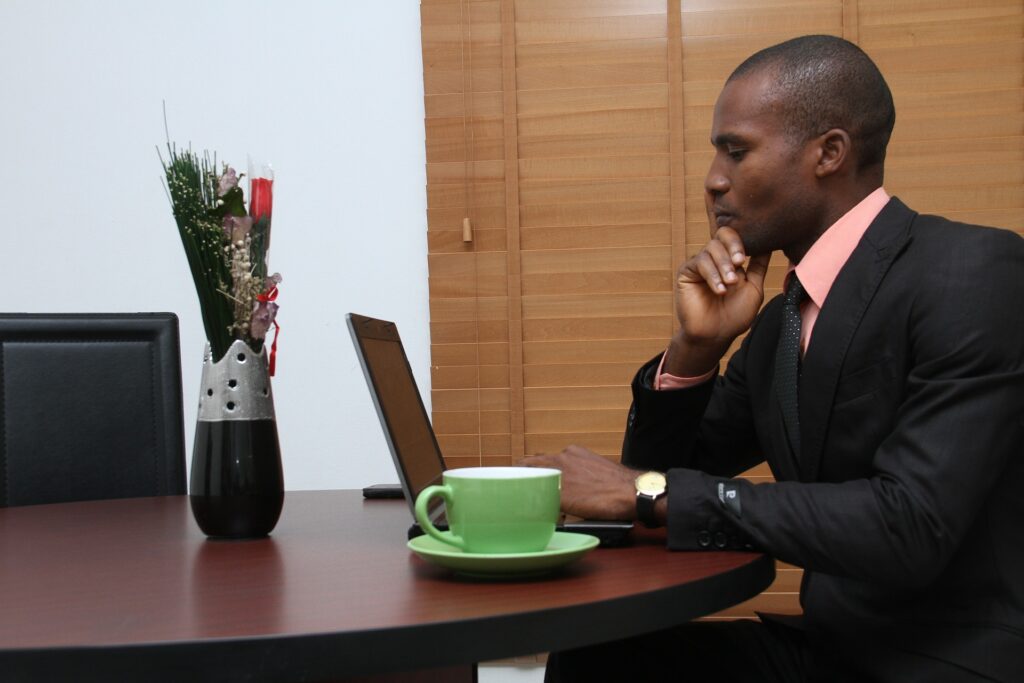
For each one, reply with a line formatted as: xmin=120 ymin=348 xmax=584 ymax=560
xmin=735 ymin=234 xmax=772 ymax=258
xmin=735 ymin=231 xmax=783 ymax=259
xmin=713 ymin=224 xmax=776 ymax=258
xmin=743 ymin=244 xmax=774 ymax=258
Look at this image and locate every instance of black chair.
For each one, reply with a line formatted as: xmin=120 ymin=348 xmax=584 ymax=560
xmin=0 ymin=313 xmax=186 ymax=507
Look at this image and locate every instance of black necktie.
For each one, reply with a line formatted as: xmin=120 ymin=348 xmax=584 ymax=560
xmin=775 ymin=273 xmax=806 ymax=457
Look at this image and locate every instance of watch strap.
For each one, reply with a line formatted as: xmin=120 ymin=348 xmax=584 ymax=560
xmin=636 ymin=491 xmax=660 ymax=528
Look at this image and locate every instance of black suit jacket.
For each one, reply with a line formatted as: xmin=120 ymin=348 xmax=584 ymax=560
xmin=621 ymin=199 xmax=1024 ymax=681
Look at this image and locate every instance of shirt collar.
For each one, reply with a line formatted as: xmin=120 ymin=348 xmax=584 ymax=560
xmin=793 ymin=187 xmax=890 ymax=309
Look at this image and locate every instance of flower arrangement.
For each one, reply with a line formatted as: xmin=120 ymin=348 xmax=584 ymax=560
xmin=160 ymin=145 xmax=281 ymax=371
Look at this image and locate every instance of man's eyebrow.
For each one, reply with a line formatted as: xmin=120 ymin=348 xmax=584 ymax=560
xmin=711 ymin=133 xmax=745 ymax=148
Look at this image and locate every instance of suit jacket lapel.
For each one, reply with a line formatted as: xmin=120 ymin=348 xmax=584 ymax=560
xmin=797 ymin=198 xmax=915 ymax=482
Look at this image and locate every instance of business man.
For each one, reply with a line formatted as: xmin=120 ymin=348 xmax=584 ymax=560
xmin=525 ymin=35 xmax=1024 ymax=682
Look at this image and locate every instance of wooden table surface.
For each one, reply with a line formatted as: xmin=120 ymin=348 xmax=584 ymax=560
xmin=0 ymin=490 xmax=774 ymax=682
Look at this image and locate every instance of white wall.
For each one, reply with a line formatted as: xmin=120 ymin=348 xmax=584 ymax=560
xmin=0 ymin=1 xmax=429 ymax=490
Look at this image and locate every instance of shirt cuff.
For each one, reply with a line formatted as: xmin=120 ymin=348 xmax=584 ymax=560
xmin=653 ymin=350 xmax=716 ymax=390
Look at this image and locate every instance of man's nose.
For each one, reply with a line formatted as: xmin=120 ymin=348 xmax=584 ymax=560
xmin=705 ymin=165 xmax=729 ymax=199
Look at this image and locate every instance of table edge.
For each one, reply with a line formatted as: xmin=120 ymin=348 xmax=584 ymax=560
xmin=0 ymin=553 xmax=775 ymax=682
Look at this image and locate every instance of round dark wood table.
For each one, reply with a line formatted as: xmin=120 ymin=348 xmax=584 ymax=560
xmin=0 ymin=490 xmax=773 ymax=682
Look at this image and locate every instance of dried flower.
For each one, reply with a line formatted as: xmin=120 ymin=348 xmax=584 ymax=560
xmin=222 ymin=214 xmax=253 ymax=243
xmin=217 ymin=167 xmax=240 ymax=196
xmin=251 ymin=298 xmax=279 ymax=341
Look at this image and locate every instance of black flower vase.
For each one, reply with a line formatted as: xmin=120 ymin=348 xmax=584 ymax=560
xmin=190 ymin=339 xmax=284 ymax=539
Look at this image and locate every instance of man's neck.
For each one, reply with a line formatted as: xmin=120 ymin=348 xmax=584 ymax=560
xmin=785 ymin=179 xmax=883 ymax=264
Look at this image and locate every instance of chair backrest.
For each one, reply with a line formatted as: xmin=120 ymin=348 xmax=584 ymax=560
xmin=0 ymin=313 xmax=186 ymax=507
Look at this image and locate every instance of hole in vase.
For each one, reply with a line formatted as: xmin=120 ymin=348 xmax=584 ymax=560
xmin=228 ymin=379 xmax=238 ymax=389
xmin=237 ymin=353 xmax=247 ymax=363
xmin=206 ymin=388 xmax=213 ymax=397
xmin=262 ymin=387 xmax=269 ymax=396
xmin=226 ymin=401 xmax=236 ymax=411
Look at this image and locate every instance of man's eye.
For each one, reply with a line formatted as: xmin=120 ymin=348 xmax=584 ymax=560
xmin=728 ymin=149 xmax=746 ymax=161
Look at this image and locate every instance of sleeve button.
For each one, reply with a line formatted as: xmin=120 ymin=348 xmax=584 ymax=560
xmin=697 ymin=530 xmax=712 ymax=548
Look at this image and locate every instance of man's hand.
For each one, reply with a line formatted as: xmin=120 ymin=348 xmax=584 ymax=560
xmin=520 ymin=445 xmax=639 ymax=521
xmin=664 ymin=227 xmax=770 ymax=376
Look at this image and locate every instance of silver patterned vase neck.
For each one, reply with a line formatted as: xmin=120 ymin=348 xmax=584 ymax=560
xmin=197 ymin=339 xmax=276 ymax=422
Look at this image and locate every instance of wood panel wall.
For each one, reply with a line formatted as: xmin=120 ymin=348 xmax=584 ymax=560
xmin=421 ymin=0 xmax=1024 ymax=619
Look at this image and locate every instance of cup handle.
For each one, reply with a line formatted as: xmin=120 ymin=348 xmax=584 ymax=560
xmin=414 ymin=484 xmax=466 ymax=550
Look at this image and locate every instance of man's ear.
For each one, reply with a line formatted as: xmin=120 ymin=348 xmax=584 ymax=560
xmin=814 ymin=128 xmax=851 ymax=178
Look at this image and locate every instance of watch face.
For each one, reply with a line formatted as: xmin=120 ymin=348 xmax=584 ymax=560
xmin=635 ymin=471 xmax=666 ymax=496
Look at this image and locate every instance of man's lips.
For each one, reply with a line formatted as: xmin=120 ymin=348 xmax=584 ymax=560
xmin=713 ymin=209 xmax=734 ymax=227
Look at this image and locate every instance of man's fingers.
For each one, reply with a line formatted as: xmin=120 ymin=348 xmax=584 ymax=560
xmin=692 ymin=251 xmax=729 ymax=294
xmin=705 ymin=239 xmax=739 ymax=285
xmin=678 ymin=230 xmax=752 ymax=295
xmin=714 ymin=227 xmax=747 ymax=265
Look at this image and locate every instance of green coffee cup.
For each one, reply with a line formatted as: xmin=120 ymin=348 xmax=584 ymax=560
xmin=414 ymin=466 xmax=561 ymax=554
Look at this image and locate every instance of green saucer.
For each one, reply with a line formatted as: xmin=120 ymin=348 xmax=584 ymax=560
xmin=408 ymin=531 xmax=600 ymax=578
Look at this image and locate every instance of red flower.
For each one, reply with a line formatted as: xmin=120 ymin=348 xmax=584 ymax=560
xmin=250 ymin=177 xmax=273 ymax=222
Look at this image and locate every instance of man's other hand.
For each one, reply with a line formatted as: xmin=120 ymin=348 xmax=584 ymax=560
xmin=521 ymin=445 xmax=638 ymax=521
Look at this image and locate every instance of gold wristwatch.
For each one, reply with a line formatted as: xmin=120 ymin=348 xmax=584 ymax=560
xmin=634 ymin=471 xmax=667 ymax=528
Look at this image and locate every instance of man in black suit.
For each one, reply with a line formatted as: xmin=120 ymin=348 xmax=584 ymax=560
xmin=525 ymin=35 xmax=1023 ymax=682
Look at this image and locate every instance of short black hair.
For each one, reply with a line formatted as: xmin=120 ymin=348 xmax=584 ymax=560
xmin=728 ymin=35 xmax=896 ymax=169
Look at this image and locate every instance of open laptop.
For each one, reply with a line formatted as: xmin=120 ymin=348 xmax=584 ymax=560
xmin=347 ymin=312 xmax=633 ymax=547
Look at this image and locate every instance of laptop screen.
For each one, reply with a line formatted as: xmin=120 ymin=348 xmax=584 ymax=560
xmin=347 ymin=313 xmax=446 ymax=519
